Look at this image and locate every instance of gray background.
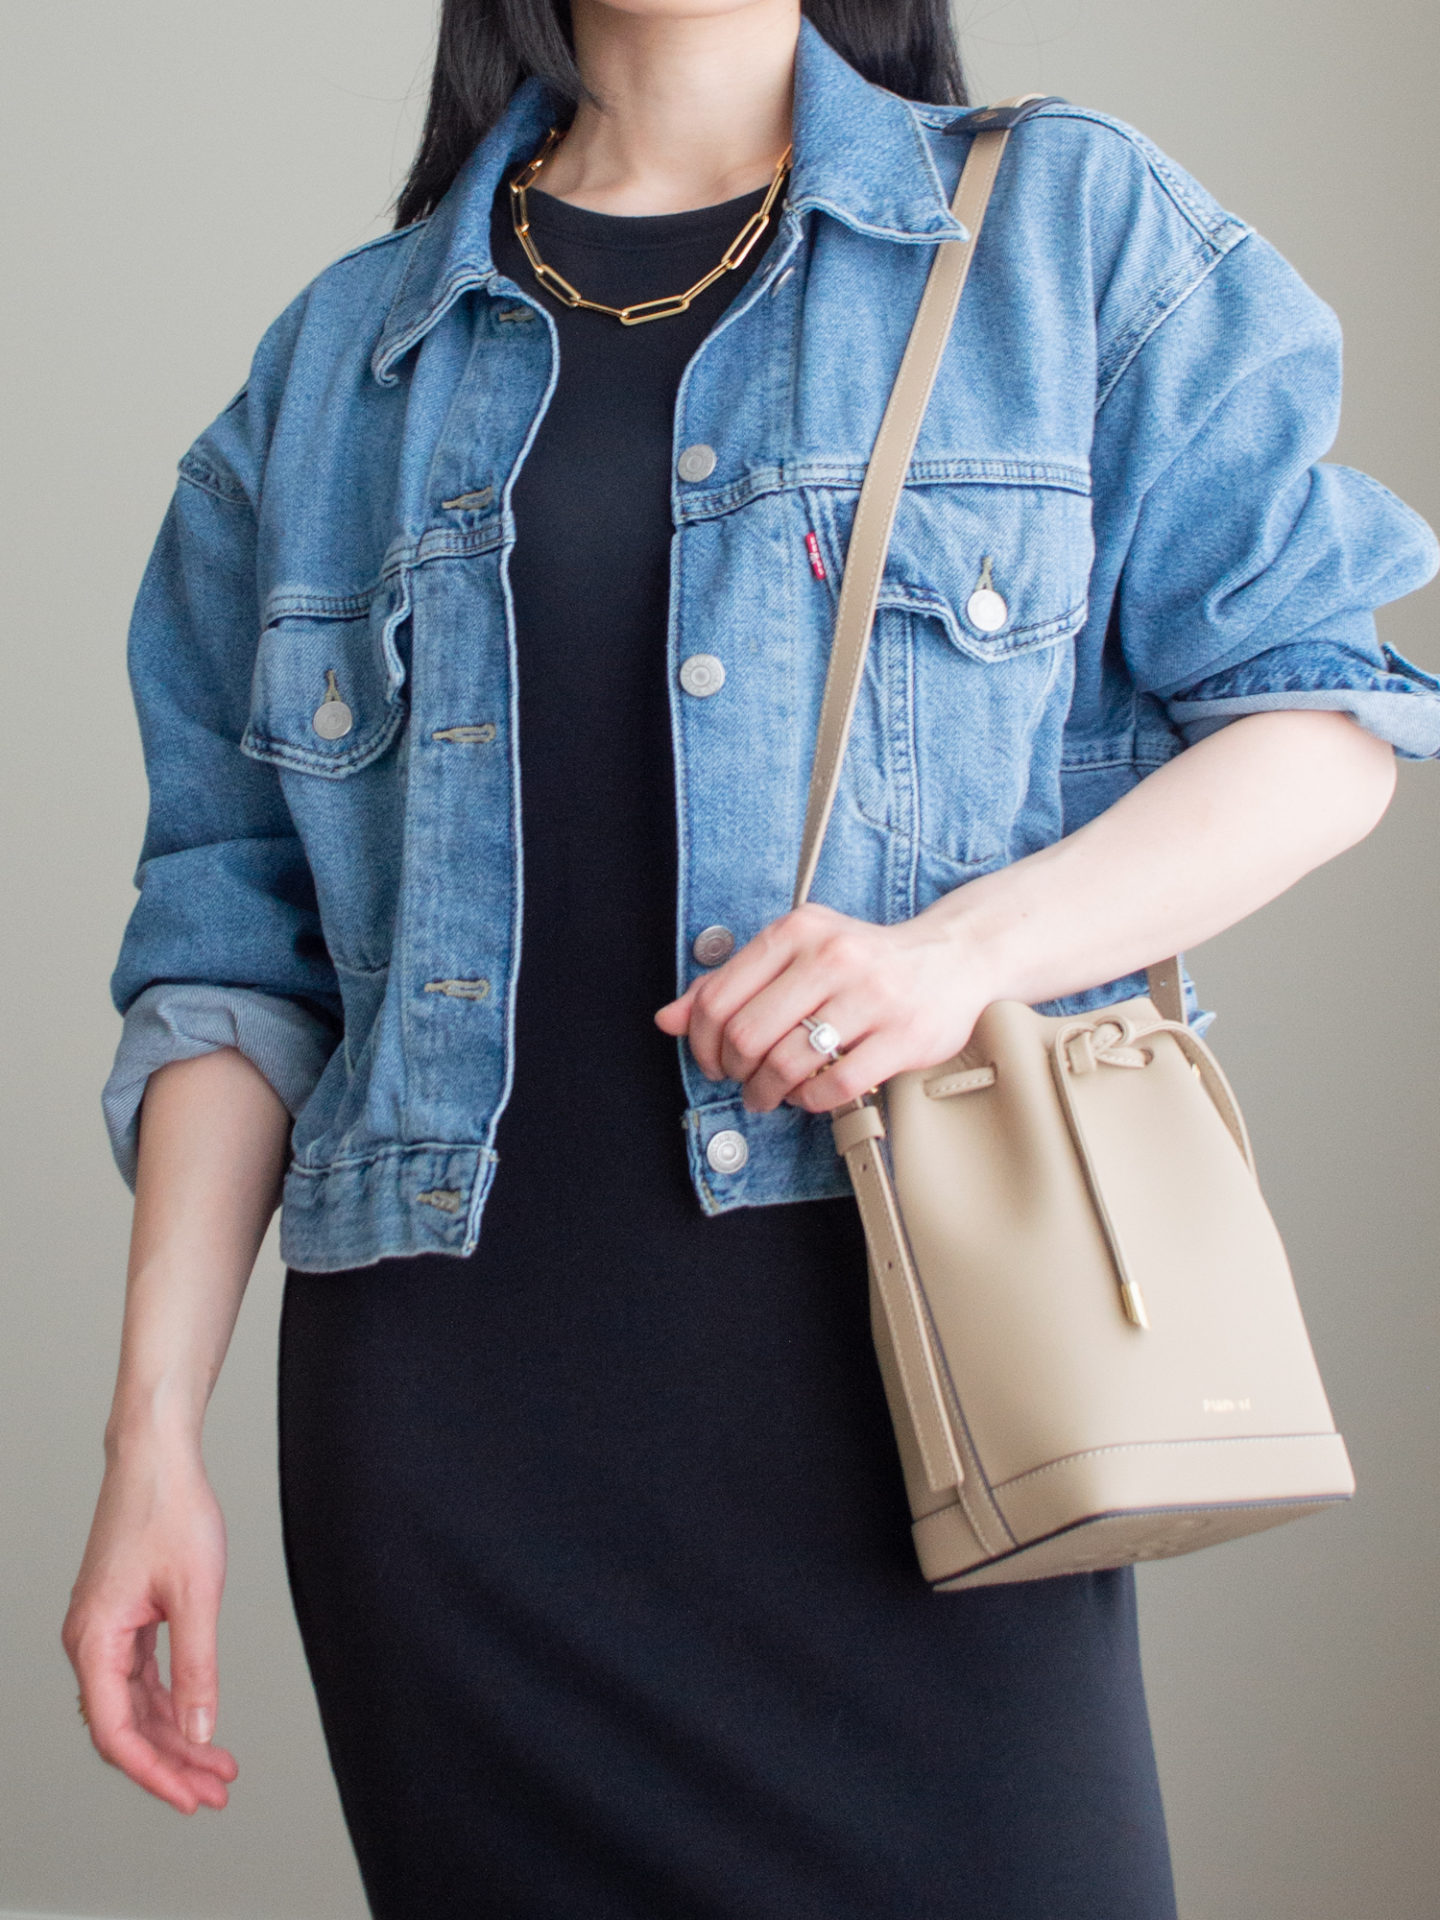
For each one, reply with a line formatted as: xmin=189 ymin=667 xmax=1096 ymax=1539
xmin=2 ymin=3 xmax=1435 ymax=1916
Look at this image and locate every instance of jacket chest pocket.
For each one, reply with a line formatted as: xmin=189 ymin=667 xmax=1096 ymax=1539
xmin=804 ymin=472 xmax=1092 ymax=874
xmin=241 ymin=575 xmax=411 ymax=776
xmin=239 ymin=576 xmax=412 ymax=973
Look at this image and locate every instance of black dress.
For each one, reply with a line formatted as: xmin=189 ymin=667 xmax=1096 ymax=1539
xmin=277 ymin=172 xmax=1177 ymax=1920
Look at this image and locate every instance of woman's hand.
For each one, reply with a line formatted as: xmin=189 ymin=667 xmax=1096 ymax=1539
xmin=655 ymin=715 xmax=1397 ymax=1115
xmin=654 ymin=900 xmax=992 ymax=1114
xmin=62 ymin=1440 xmax=238 ymax=1814
xmin=61 ymin=1046 xmax=291 ymax=1812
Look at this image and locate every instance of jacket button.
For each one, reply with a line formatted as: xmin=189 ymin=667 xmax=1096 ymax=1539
xmin=692 ymin=925 xmax=736 ymax=967
xmin=680 ymin=653 xmax=725 ymax=697
xmin=677 ymin=443 xmax=717 ymax=482
xmin=966 ymin=586 xmax=1009 ymax=633
xmin=706 ymin=1129 xmax=749 ymax=1174
xmin=312 ymin=700 xmax=354 ymax=740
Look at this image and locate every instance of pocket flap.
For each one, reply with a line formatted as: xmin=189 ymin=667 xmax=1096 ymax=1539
xmin=241 ymin=577 xmax=410 ymax=777
xmin=883 ymin=479 xmax=1091 ymax=660
xmin=811 ymin=471 xmax=1093 ymax=662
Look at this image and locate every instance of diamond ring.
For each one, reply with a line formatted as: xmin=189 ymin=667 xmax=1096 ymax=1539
xmin=801 ymin=1015 xmax=844 ymax=1062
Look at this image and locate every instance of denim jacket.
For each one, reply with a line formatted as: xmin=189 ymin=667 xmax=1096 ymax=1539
xmin=103 ymin=15 xmax=1440 ymax=1271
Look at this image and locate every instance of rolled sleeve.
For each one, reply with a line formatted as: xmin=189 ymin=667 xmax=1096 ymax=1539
xmin=102 ymin=984 xmax=338 ymax=1191
xmin=1091 ymin=229 xmax=1440 ymax=755
xmin=105 ymin=403 xmax=343 ymax=1190
xmin=1164 ymin=635 xmax=1440 ymax=759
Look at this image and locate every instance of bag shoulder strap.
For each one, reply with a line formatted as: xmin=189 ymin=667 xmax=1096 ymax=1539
xmin=788 ymin=100 xmax=1185 ymax=1027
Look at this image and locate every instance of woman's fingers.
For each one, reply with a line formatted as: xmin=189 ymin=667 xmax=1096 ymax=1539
xmin=736 ymin=986 xmax=880 ymax=1111
xmin=62 ymin=1461 xmax=237 ymax=1813
xmin=717 ymin=953 xmax=859 ymax=1087
xmin=166 ymin=1572 xmax=221 ymax=1749
xmin=685 ymin=907 xmax=874 ymax=1081
xmin=657 ymin=900 xmax=982 ymax=1106
xmin=75 ymin=1620 xmax=226 ymax=1813
xmin=679 ymin=915 xmax=813 ymax=1077
xmin=652 ymin=973 xmax=702 ymax=1035
xmin=785 ymin=1031 xmax=913 ymax=1112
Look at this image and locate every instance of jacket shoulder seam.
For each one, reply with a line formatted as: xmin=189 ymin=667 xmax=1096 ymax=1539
xmin=1006 ymin=103 xmax=1250 ymax=252
xmin=914 ymin=98 xmax=1247 ymax=250
xmin=1096 ymin=230 xmax=1254 ymax=412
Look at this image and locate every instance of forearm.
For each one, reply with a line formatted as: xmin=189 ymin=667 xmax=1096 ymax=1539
xmin=663 ymin=711 xmax=1397 ymax=1110
xmin=105 ymin=1047 xmax=292 ymax=1460
xmin=932 ymin=710 xmax=1398 ymax=1010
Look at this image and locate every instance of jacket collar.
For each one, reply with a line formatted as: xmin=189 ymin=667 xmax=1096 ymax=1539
xmin=372 ymin=13 xmax=969 ymax=384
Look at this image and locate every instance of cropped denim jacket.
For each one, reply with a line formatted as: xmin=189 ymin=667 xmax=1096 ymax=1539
xmin=103 ymin=16 xmax=1440 ymax=1271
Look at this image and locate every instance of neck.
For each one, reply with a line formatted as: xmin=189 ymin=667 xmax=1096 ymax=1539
xmin=536 ymin=0 xmax=799 ymax=214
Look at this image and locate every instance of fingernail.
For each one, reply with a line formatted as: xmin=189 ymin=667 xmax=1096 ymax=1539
xmin=185 ymin=1707 xmax=214 ymax=1745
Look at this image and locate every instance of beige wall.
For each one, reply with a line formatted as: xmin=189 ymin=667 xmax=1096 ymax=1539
xmin=2 ymin=3 xmax=1435 ymax=1916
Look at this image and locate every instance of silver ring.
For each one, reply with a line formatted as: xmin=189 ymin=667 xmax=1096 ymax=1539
xmin=801 ymin=1015 xmax=844 ymax=1061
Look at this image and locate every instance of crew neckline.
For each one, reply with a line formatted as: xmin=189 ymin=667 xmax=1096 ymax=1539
xmin=519 ymin=180 xmax=775 ymax=251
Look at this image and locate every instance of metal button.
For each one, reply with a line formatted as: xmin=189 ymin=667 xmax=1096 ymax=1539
xmin=312 ymin=700 xmax=354 ymax=740
xmin=677 ymin=443 xmax=717 ymax=483
xmin=679 ymin=653 xmax=725 ymax=698
xmin=706 ymin=1129 xmax=749 ymax=1175
xmin=966 ymin=587 xmax=1009 ymax=634
xmin=312 ymin=670 xmax=353 ymax=739
xmin=692 ymin=925 xmax=736 ymax=967
xmin=966 ymin=557 xmax=1009 ymax=635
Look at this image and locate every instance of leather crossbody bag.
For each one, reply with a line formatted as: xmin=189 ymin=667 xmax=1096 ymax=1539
xmin=795 ymin=100 xmax=1356 ymax=1588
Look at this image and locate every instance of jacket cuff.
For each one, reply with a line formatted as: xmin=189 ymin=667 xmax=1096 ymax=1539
xmin=1164 ymin=639 xmax=1440 ymax=759
xmin=102 ymin=984 xmax=338 ymax=1191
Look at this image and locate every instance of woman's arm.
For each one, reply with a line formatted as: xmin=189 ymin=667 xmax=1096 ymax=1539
xmin=656 ymin=710 xmax=1397 ymax=1109
xmin=63 ymin=1046 xmax=291 ymax=1813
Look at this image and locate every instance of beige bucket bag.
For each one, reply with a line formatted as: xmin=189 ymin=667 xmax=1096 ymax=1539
xmin=796 ymin=101 xmax=1355 ymax=1589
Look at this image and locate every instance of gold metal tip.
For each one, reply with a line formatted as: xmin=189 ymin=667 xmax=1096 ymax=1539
xmin=1121 ymin=1280 xmax=1151 ymax=1331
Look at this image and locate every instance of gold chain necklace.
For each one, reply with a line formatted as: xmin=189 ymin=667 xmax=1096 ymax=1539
xmin=509 ymin=126 xmax=794 ymax=326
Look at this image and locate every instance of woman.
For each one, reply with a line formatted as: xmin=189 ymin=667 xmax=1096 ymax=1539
xmin=63 ymin=1 xmax=1439 ymax=1915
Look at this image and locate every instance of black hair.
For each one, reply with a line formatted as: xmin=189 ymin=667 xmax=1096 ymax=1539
xmin=394 ymin=0 xmax=969 ymax=229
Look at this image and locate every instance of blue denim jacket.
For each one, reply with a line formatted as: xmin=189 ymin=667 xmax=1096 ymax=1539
xmin=103 ymin=15 xmax=1440 ymax=1271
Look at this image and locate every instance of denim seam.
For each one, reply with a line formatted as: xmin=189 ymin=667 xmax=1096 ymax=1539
xmin=374 ymin=268 xmax=489 ymax=387
xmin=261 ymin=534 xmax=502 ymax=623
xmin=913 ymin=100 xmax=1237 ymax=253
xmin=896 ymin=93 xmax=975 ymax=233
xmin=680 ymin=459 xmax=1092 ymax=523
xmin=265 ymin=590 xmax=377 ymax=620
xmin=177 ymin=457 xmax=249 ymax=507
xmin=783 ymin=194 xmax=967 ymax=245
xmin=1169 ymin=670 xmax=1409 ymax=701
xmin=1060 ymin=751 xmax=1175 ymax=773
xmin=889 ymin=589 xmax=1089 ymax=658
xmin=240 ymin=699 xmax=407 ymax=778
xmin=1097 ymin=231 xmax=1251 ymax=413
xmin=1031 ymin=105 xmax=1249 ymax=247
xmin=286 ymin=1140 xmax=499 ymax=1179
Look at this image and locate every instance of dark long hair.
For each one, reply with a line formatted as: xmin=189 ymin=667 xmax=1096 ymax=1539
xmin=394 ymin=0 xmax=968 ymax=229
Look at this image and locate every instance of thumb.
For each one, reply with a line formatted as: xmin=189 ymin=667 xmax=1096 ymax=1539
xmin=167 ymin=1584 xmax=220 ymax=1746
